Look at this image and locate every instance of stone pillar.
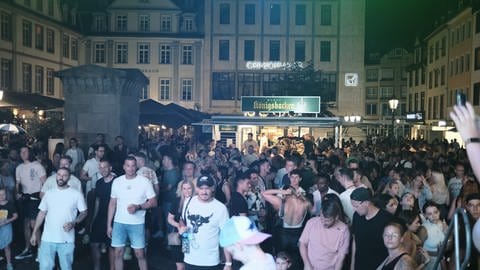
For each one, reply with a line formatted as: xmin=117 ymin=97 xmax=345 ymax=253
xmin=56 ymin=64 xmax=148 ymax=151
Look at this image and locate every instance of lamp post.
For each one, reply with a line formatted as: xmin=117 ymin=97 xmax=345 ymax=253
xmin=388 ymin=97 xmax=399 ymax=140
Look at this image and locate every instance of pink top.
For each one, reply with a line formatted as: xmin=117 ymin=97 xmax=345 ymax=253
xmin=299 ymin=217 xmax=350 ymax=270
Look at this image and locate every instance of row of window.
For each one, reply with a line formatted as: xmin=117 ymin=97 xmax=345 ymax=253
xmin=407 ymin=92 xmax=426 ymax=113
xmin=409 ymin=53 xmax=471 ymax=89
xmin=365 ymin=103 xmax=406 ymax=117
xmin=450 ymin=20 xmax=472 ymax=48
xmin=211 ymin=71 xmax=337 ymax=100
xmin=17 ymin=19 xmax=78 ymax=59
xmin=366 ymin=91 xmax=449 ymax=121
xmin=449 ymin=53 xmax=471 ymax=76
xmin=409 ymin=68 xmax=426 ymax=87
xmin=405 ymin=93 xmax=445 ymax=120
xmin=23 ymin=0 xmax=55 ymax=17
xmin=93 ymin=42 xmax=194 ymax=65
xmin=218 ymin=40 xmax=331 ymax=62
xmin=21 ymin=62 xmax=55 ymax=95
xmin=94 ymin=14 xmax=194 ymax=33
xmin=366 ymin=68 xmax=407 ymax=82
xmin=139 ymin=78 xmax=193 ymax=101
xmin=426 ymin=95 xmax=445 ymax=120
xmin=0 ymin=58 xmax=12 ymax=90
xmin=219 ymin=3 xmax=332 ymax=26
xmin=428 ymin=37 xmax=447 ymax=63
xmin=365 ymin=86 xmax=408 ymax=100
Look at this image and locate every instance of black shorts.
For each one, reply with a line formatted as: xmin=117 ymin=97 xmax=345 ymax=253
xmin=21 ymin=199 xmax=40 ymax=220
xmin=169 ymin=245 xmax=184 ymax=263
xmin=90 ymin=220 xmax=110 ymax=245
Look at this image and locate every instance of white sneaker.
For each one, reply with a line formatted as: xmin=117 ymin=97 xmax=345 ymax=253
xmin=14 ymin=249 xmax=33 ymax=260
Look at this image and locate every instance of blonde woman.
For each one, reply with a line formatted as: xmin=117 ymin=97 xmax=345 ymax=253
xmin=167 ymin=180 xmax=195 ymax=270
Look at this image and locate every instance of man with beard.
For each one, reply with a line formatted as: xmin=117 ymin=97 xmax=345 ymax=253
xmin=30 ymin=167 xmax=87 ymax=269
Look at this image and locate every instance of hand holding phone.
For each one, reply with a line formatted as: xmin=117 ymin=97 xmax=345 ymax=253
xmin=456 ymin=92 xmax=466 ymax=106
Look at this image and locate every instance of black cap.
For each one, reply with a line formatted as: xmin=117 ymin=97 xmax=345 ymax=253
xmin=197 ymin=175 xmax=215 ymax=188
xmin=350 ymin=187 xmax=372 ymax=202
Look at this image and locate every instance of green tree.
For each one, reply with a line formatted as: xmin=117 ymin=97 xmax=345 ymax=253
xmin=277 ymin=61 xmax=336 ymax=103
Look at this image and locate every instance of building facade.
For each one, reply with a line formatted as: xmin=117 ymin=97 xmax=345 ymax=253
xmin=364 ymin=48 xmax=411 ymax=138
xmin=0 ymin=0 xmax=82 ymax=99
xmin=1 ymin=0 xmax=366 ymax=137
xmin=83 ymin=0 xmax=203 ymax=109
xmin=202 ymin=0 xmax=365 ymax=116
xmin=407 ymin=3 xmax=475 ymax=142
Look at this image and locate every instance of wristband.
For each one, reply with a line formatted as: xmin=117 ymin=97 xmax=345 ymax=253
xmin=225 ymin=262 xmax=232 ymax=266
xmin=465 ymin=137 xmax=480 ymax=145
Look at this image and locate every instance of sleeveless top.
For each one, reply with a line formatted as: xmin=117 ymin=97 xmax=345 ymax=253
xmin=380 ymin=253 xmax=408 ymax=270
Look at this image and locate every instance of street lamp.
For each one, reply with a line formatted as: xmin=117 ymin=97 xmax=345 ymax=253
xmin=388 ymin=97 xmax=399 ymax=139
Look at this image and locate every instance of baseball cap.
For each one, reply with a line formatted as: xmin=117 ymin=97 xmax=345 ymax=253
xmin=196 ymin=175 xmax=215 ymax=188
xmin=350 ymin=187 xmax=372 ymax=202
xmin=219 ymin=216 xmax=271 ymax=247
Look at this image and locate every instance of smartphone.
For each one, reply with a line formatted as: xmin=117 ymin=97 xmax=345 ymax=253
xmin=456 ymin=92 xmax=466 ymax=106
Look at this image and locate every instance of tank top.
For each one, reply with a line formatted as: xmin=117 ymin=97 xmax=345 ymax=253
xmin=380 ymin=253 xmax=408 ymax=270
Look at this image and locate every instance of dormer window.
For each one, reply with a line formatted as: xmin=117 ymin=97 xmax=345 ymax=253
xmin=139 ymin=14 xmax=150 ymax=32
xmin=161 ymin=15 xmax=171 ymax=32
xmin=94 ymin=15 xmax=106 ymax=32
xmin=184 ymin=18 xmax=193 ymax=32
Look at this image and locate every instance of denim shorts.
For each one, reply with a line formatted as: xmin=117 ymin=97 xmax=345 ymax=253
xmin=39 ymin=241 xmax=74 ymax=270
xmin=111 ymin=222 xmax=145 ymax=249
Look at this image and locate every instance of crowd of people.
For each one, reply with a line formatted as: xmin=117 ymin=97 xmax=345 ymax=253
xmin=0 ymin=103 xmax=479 ymax=270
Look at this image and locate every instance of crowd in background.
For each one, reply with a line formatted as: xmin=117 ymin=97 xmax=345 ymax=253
xmin=0 ymin=125 xmax=479 ymax=270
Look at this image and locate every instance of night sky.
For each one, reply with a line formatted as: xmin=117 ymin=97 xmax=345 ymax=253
xmin=365 ymin=0 xmax=453 ymax=55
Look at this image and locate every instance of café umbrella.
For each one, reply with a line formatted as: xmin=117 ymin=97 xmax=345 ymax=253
xmin=0 ymin=123 xmax=26 ymax=134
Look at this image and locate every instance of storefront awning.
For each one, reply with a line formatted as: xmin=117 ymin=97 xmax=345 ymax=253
xmin=194 ymin=115 xmax=341 ymax=127
xmin=1 ymin=91 xmax=64 ymax=110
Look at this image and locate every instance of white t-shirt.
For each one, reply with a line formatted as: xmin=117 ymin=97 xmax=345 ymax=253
xmin=183 ymin=196 xmax=229 ymax=266
xmin=312 ymin=188 xmax=340 ymax=216
xmin=16 ymin=161 xmax=46 ymax=194
xmin=39 ymin=187 xmax=87 ymax=243
xmin=339 ymin=186 xmax=356 ymax=223
xmin=110 ymin=175 xmax=156 ymax=225
xmin=82 ymin=158 xmax=100 ymax=180
xmin=41 ymin=173 xmax=82 ymax=194
xmin=137 ymin=166 xmax=159 ymax=185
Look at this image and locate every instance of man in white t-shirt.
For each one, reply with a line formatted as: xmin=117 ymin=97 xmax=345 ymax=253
xmin=337 ymin=168 xmax=357 ymax=223
xmin=30 ymin=167 xmax=87 ymax=269
xmin=81 ymin=144 xmax=106 ymax=195
xmin=180 ymin=175 xmax=231 ymax=270
xmin=107 ymin=156 xmax=157 ymax=270
xmin=40 ymin=155 xmax=82 ymax=197
xmin=15 ymin=146 xmax=47 ymax=260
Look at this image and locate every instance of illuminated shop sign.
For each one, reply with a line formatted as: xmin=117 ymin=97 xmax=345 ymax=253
xmin=245 ymin=61 xmax=304 ymax=70
xmin=219 ymin=125 xmax=237 ymax=132
xmin=406 ymin=112 xmax=424 ymax=122
xmin=241 ymin=96 xmax=321 ymax=113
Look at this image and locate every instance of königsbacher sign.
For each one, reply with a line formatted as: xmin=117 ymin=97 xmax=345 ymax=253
xmin=241 ymin=96 xmax=321 ymax=113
